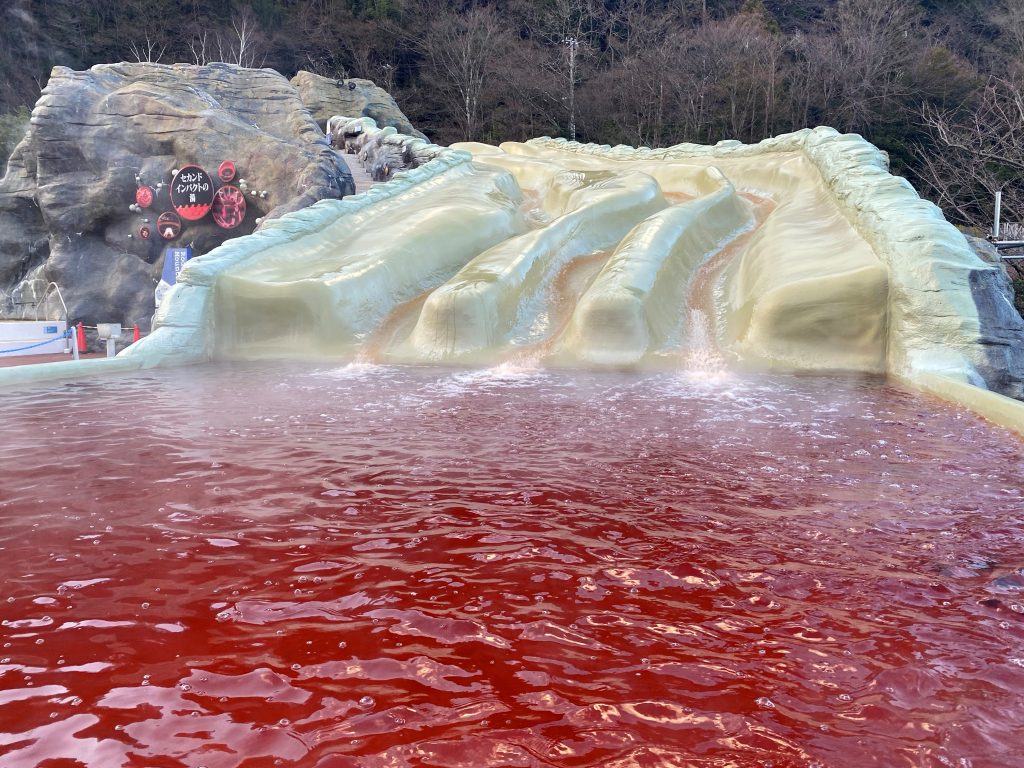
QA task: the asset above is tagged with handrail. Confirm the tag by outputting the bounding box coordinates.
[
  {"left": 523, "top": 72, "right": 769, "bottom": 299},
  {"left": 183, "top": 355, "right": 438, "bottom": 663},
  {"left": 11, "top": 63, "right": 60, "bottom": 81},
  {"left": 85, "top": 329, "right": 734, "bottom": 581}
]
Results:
[
  {"left": 20, "top": 280, "right": 69, "bottom": 322},
  {"left": 38, "top": 282, "right": 69, "bottom": 323},
  {"left": 993, "top": 240, "right": 1024, "bottom": 251}
]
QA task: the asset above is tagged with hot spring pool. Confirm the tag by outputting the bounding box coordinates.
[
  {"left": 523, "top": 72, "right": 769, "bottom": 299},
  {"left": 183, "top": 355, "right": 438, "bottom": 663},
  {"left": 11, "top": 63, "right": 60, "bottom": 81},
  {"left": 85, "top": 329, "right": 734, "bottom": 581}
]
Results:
[{"left": 1, "top": 363, "right": 1023, "bottom": 767}]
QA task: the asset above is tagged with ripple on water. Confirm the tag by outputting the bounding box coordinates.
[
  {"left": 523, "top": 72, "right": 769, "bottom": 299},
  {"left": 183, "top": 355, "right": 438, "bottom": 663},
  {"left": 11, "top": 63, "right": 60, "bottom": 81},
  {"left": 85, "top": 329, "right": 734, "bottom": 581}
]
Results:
[{"left": 0, "top": 362, "right": 1022, "bottom": 767}]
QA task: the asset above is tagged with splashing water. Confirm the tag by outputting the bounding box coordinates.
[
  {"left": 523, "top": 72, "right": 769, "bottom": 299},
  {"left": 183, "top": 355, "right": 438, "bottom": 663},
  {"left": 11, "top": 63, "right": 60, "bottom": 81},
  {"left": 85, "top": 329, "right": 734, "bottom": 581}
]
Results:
[{"left": 684, "top": 307, "right": 727, "bottom": 374}]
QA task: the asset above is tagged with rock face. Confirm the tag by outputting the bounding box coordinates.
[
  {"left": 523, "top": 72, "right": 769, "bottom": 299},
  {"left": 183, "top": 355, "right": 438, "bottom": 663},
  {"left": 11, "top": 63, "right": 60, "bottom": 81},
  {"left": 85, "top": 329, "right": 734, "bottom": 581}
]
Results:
[
  {"left": 0, "top": 62, "right": 354, "bottom": 338},
  {"left": 291, "top": 71, "right": 425, "bottom": 140},
  {"left": 328, "top": 116, "right": 444, "bottom": 182},
  {"left": 966, "top": 236, "right": 1024, "bottom": 399}
]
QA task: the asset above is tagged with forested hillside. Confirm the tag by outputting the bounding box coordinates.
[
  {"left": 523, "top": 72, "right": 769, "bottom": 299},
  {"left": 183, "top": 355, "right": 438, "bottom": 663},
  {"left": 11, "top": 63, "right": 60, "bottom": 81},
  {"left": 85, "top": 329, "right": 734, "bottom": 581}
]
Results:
[{"left": 2, "top": 0, "right": 1023, "bottom": 230}]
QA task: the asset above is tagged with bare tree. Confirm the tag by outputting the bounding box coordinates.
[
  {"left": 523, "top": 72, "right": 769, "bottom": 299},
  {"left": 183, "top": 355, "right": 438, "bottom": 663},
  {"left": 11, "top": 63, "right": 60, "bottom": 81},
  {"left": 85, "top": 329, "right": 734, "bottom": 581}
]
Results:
[
  {"left": 915, "top": 77, "right": 1024, "bottom": 228},
  {"left": 231, "top": 11, "right": 261, "bottom": 67},
  {"left": 213, "top": 7, "right": 266, "bottom": 68},
  {"left": 584, "top": 2, "right": 676, "bottom": 147},
  {"left": 489, "top": 36, "right": 564, "bottom": 142},
  {"left": 418, "top": 5, "right": 506, "bottom": 141},
  {"left": 188, "top": 29, "right": 211, "bottom": 65},
  {"left": 652, "top": 15, "right": 782, "bottom": 145},
  {"left": 128, "top": 34, "right": 166, "bottom": 64},
  {"left": 827, "top": 0, "right": 920, "bottom": 131},
  {"left": 605, "top": 0, "right": 673, "bottom": 64}
]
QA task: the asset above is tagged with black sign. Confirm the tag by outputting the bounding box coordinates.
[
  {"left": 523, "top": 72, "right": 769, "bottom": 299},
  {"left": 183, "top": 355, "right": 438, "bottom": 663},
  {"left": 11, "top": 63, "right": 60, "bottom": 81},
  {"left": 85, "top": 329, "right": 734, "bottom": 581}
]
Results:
[
  {"left": 218, "top": 160, "right": 236, "bottom": 183},
  {"left": 212, "top": 185, "right": 246, "bottom": 229},
  {"left": 170, "top": 165, "right": 215, "bottom": 221},
  {"left": 157, "top": 211, "right": 182, "bottom": 240}
]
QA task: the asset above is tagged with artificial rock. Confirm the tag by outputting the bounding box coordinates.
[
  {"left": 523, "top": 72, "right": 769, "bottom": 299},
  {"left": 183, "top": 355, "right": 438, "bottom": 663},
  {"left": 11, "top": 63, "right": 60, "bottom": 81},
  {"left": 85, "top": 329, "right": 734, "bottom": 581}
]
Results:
[
  {"left": 129, "top": 128, "right": 1024, "bottom": 413},
  {"left": 0, "top": 62, "right": 353, "bottom": 337},
  {"left": 291, "top": 71, "right": 426, "bottom": 140}
]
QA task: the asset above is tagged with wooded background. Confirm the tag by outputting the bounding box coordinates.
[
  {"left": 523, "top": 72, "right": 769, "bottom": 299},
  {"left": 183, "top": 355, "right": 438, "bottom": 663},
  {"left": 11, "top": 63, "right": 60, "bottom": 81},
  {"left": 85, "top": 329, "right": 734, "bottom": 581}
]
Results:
[{"left": 2, "top": 0, "right": 1024, "bottom": 234}]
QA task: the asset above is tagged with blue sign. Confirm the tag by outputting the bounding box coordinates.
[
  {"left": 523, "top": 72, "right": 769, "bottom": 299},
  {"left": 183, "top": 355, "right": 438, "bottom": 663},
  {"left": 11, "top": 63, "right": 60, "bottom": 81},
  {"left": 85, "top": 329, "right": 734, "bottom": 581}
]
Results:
[
  {"left": 44, "top": 325, "right": 58, "bottom": 334},
  {"left": 161, "top": 247, "right": 193, "bottom": 286}
]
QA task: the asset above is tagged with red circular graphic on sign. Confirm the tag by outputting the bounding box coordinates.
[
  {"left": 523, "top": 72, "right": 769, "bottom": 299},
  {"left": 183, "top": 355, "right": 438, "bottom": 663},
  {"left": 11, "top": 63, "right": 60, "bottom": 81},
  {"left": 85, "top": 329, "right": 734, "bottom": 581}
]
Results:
[
  {"left": 139, "top": 225, "right": 151, "bottom": 240},
  {"left": 218, "top": 160, "right": 236, "bottom": 183},
  {"left": 157, "top": 211, "right": 181, "bottom": 240},
  {"left": 212, "top": 185, "right": 247, "bottom": 229},
  {"left": 135, "top": 186, "right": 154, "bottom": 208},
  {"left": 170, "top": 165, "right": 215, "bottom": 221}
]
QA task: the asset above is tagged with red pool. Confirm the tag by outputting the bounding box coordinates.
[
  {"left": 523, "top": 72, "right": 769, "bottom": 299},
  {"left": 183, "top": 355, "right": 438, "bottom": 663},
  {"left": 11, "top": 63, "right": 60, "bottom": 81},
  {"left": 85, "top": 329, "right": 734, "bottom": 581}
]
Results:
[{"left": 1, "top": 363, "right": 1023, "bottom": 767}]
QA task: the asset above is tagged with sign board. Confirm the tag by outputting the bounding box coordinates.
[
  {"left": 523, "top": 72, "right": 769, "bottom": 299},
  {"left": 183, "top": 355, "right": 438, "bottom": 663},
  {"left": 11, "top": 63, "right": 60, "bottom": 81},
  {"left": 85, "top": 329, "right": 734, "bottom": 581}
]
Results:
[
  {"left": 155, "top": 247, "right": 193, "bottom": 309},
  {"left": 157, "top": 211, "right": 181, "bottom": 240},
  {"left": 0, "top": 320, "right": 68, "bottom": 356},
  {"left": 218, "top": 160, "right": 236, "bottom": 183},
  {"left": 212, "top": 185, "right": 246, "bottom": 229},
  {"left": 161, "top": 247, "right": 192, "bottom": 286},
  {"left": 136, "top": 186, "right": 154, "bottom": 208},
  {"left": 170, "top": 165, "right": 215, "bottom": 221}
]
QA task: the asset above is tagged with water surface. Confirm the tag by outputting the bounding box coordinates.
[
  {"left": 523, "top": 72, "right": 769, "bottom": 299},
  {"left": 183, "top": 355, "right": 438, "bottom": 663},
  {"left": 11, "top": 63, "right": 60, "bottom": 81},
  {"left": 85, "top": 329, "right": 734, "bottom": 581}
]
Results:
[{"left": 1, "top": 363, "right": 1023, "bottom": 767}]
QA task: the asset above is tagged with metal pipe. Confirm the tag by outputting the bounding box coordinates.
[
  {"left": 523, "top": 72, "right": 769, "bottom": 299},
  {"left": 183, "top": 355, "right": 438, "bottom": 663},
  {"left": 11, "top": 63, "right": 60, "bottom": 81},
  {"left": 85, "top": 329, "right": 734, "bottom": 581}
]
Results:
[
  {"left": 32, "top": 281, "right": 69, "bottom": 323},
  {"left": 994, "top": 189, "right": 1002, "bottom": 240}
]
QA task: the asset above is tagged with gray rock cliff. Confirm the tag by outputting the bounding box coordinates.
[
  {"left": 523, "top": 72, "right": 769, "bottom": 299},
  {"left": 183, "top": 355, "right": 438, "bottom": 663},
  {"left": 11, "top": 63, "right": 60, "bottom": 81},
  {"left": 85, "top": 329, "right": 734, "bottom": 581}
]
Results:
[
  {"left": 0, "top": 62, "right": 354, "bottom": 338},
  {"left": 966, "top": 235, "right": 1024, "bottom": 400},
  {"left": 291, "top": 71, "right": 426, "bottom": 141}
]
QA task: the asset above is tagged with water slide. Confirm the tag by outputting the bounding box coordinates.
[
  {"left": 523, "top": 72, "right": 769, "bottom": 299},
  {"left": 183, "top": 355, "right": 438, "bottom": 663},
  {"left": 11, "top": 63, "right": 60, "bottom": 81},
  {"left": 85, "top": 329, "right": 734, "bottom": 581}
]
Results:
[{"left": 9, "top": 124, "right": 1024, "bottom": 431}]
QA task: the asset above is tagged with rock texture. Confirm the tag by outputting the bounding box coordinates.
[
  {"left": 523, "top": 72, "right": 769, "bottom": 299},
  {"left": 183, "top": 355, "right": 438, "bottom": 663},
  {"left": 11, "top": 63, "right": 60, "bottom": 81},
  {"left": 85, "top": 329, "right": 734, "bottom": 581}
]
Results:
[
  {"left": 127, "top": 127, "right": 1024, "bottom": 425},
  {"left": 291, "top": 71, "right": 425, "bottom": 140},
  {"left": 966, "top": 236, "right": 1024, "bottom": 399},
  {"left": 0, "top": 62, "right": 353, "bottom": 341},
  {"left": 329, "top": 116, "right": 444, "bottom": 182}
]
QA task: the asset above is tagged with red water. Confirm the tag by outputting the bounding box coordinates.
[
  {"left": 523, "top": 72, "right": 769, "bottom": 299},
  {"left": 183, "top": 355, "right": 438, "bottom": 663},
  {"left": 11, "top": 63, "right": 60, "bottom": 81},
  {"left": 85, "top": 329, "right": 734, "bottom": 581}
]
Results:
[{"left": 2, "top": 363, "right": 1024, "bottom": 767}]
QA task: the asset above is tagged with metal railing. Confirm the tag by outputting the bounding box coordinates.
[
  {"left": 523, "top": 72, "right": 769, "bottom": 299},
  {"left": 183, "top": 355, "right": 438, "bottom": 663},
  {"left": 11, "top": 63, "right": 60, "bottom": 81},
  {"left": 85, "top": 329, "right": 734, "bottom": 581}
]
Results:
[
  {"left": 11, "top": 279, "right": 69, "bottom": 322},
  {"left": 37, "top": 282, "right": 69, "bottom": 322},
  {"left": 3, "top": 280, "right": 77, "bottom": 359}
]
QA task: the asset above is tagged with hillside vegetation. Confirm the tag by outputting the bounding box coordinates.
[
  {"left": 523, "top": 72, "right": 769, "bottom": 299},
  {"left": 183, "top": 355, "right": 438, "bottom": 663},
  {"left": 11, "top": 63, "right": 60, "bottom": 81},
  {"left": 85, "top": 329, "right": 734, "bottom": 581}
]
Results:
[{"left": 1, "top": 0, "right": 1023, "bottom": 231}]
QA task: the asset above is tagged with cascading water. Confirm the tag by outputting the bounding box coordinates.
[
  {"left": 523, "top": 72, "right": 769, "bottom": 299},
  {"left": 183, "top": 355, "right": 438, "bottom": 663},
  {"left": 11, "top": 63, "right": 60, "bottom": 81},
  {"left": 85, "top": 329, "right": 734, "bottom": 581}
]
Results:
[{"left": 683, "top": 308, "right": 724, "bottom": 373}]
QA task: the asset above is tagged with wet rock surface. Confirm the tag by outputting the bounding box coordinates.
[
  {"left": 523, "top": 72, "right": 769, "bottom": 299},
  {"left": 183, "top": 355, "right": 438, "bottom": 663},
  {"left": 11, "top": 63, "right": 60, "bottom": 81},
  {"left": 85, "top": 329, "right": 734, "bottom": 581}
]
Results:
[
  {"left": 0, "top": 62, "right": 353, "bottom": 336},
  {"left": 291, "top": 70, "right": 425, "bottom": 140},
  {"left": 966, "top": 236, "right": 1024, "bottom": 400}
]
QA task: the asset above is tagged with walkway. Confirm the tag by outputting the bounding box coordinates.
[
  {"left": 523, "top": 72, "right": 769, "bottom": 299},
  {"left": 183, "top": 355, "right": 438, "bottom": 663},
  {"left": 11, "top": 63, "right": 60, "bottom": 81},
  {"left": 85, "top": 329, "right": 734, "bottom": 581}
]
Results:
[
  {"left": 0, "top": 351, "right": 105, "bottom": 369},
  {"left": 340, "top": 152, "right": 376, "bottom": 195}
]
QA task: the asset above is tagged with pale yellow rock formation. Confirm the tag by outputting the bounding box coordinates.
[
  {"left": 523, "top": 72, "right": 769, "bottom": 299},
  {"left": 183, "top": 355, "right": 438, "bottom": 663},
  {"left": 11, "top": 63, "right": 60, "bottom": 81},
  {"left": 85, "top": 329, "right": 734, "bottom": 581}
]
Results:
[
  {"left": 8, "top": 122, "right": 1023, "bottom": 434},
  {"left": 405, "top": 170, "right": 668, "bottom": 363},
  {"left": 559, "top": 168, "right": 752, "bottom": 366},
  {"left": 124, "top": 126, "right": 997, "bottom": 381},
  {"left": 214, "top": 160, "right": 527, "bottom": 359}
]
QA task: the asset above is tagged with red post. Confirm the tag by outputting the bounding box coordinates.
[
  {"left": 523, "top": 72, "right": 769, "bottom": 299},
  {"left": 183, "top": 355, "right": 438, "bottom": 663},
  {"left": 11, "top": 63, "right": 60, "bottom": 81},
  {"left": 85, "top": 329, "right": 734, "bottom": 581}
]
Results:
[
  {"left": 132, "top": 324, "right": 141, "bottom": 343},
  {"left": 76, "top": 322, "right": 87, "bottom": 353}
]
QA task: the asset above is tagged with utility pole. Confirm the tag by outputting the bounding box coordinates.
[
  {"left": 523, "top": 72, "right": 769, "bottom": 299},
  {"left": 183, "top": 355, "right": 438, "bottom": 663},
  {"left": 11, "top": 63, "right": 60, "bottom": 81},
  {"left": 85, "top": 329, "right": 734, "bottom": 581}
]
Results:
[
  {"left": 994, "top": 188, "right": 1003, "bottom": 240},
  {"left": 565, "top": 36, "right": 578, "bottom": 142}
]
